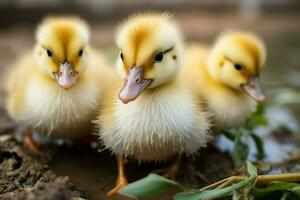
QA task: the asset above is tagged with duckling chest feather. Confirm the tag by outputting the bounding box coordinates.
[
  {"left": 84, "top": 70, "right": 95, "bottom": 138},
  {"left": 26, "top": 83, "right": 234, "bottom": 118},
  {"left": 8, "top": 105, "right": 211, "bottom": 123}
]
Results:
[
  {"left": 101, "top": 86, "right": 211, "bottom": 161},
  {"left": 23, "top": 77, "right": 100, "bottom": 138},
  {"left": 208, "top": 89, "right": 256, "bottom": 128}
]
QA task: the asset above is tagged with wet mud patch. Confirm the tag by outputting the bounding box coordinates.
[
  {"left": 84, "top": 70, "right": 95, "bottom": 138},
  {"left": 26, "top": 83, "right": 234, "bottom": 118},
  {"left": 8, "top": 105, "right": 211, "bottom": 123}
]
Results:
[{"left": 0, "top": 138, "right": 88, "bottom": 200}]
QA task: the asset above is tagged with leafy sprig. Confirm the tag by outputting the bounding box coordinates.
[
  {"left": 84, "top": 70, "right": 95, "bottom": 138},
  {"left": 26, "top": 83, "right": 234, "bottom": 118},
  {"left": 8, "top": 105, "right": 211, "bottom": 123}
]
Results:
[
  {"left": 222, "top": 104, "right": 267, "bottom": 168},
  {"left": 122, "top": 162, "right": 300, "bottom": 200}
]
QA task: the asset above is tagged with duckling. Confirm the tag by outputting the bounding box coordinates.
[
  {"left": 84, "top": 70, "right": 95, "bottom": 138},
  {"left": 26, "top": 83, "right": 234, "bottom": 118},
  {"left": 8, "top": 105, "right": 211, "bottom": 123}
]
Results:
[
  {"left": 185, "top": 31, "right": 266, "bottom": 129},
  {"left": 5, "top": 17, "right": 113, "bottom": 151},
  {"left": 96, "top": 13, "right": 211, "bottom": 196}
]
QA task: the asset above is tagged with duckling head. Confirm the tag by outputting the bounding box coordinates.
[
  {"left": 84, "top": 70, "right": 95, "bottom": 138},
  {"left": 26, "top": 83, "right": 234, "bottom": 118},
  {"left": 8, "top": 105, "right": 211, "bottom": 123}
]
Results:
[
  {"left": 207, "top": 31, "right": 267, "bottom": 102},
  {"left": 115, "top": 13, "right": 184, "bottom": 104},
  {"left": 35, "top": 17, "right": 90, "bottom": 90}
]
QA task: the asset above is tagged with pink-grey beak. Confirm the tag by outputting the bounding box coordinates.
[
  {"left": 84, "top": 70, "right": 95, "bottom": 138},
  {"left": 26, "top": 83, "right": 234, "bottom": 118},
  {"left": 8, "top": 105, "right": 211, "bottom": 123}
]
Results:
[
  {"left": 241, "top": 76, "right": 266, "bottom": 103},
  {"left": 54, "top": 61, "right": 77, "bottom": 90},
  {"left": 119, "top": 66, "right": 153, "bottom": 104}
]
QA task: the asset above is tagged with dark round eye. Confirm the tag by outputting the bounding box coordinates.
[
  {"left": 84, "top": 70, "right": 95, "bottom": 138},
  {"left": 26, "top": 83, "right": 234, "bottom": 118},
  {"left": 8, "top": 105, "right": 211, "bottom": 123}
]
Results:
[
  {"left": 120, "top": 52, "right": 124, "bottom": 60},
  {"left": 78, "top": 49, "right": 83, "bottom": 56},
  {"left": 234, "top": 63, "right": 243, "bottom": 71},
  {"left": 47, "top": 49, "right": 52, "bottom": 57},
  {"left": 154, "top": 51, "right": 164, "bottom": 63}
]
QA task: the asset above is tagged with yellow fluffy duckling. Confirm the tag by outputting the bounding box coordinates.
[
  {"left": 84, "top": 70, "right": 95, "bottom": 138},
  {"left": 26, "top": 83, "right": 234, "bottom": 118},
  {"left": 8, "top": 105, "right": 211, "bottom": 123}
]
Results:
[
  {"left": 5, "top": 17, "right": 114, "bottom": 151},
  {"left": 185, "top": 31, "right": 266, "bottom": 129},
  {"left": 96, "top": 13, "right": 211, "bottom": 196}
]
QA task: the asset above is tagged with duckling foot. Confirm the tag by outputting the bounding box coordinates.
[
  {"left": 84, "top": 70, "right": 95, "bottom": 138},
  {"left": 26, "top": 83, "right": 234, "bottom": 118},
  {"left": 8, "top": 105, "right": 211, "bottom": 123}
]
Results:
[
  {"left": 107, "top": 155, "right": 128, "bottom": 197},
  {"left": 23, "top": 128, "right": 39, "bottom": 154},
  {"left": 153, "top": 156, "right": 181, "bottom": 180},
  {"left": 107, "top": 177, "right": 128, "bottom": 197}
]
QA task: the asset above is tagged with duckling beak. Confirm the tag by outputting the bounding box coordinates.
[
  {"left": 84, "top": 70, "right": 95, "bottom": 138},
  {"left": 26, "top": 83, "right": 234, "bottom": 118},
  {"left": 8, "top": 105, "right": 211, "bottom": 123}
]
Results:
[
  {"left": 241, "top": 76, "right": 266, "bottom": 103},
  {"left": 119, "top": 66, "right": 153, "bottom": 104},
  {"left": 54, "top": 61, "right": 77, "bottom": 90}
]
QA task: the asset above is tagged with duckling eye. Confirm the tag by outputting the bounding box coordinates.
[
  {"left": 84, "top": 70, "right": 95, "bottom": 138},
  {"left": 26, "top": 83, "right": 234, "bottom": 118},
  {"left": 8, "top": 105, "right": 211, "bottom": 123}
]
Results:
[
  {"left": 234, "top": 63, "right": 243, "bottom": 71},
  {"left": 46, "top": 49, "right": 52, "bottom": 57},
  {"left": 78, "top": 49, "right": 83, "bottom": 57},
  {"left": 120, "top": 52, "right": 124, "bottom": 60},
  {"left": 154, "top": 51, "right": 164, "bottom": 63}
]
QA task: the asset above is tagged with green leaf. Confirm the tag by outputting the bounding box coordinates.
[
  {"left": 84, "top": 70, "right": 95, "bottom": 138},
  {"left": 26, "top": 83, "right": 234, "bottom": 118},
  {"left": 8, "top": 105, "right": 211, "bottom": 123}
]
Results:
[
  {"left": 244, "top": 104, "right": 268, "bottom": 129},
  {"left": 289, "top": 186, "right": 300, "bottom": 198},
  {"left": 221, "top": 130, "right": 236, "bottom": 141},
  {"left": 280, "top": 192, "right": 289, "bottom": 200},
  {"left": 252, "top": 181, "right": 300, "bottom": 198},
  {"left": 174, "top": 177, "right": 256, "bottom": 200},
  {"left": 236, "top": 161, "right": 257, "bottom": 200},
  {"left": 246, "top": 161, "right": 257, "bottom": 178},
  {"left": 121, "top": 173, "right": 187, "bottom": 198},
  {"left": 250, "top": 133, "right": 266, "bottom": 160},
  {"left": 255, "top": 104, "right": 266, "bottom": 116},
  {"left": 233, "top": 132, "right": 249, "bottom": 168},
  {"left": 232, "top": 190, "right": 241, "bottom": 200}
]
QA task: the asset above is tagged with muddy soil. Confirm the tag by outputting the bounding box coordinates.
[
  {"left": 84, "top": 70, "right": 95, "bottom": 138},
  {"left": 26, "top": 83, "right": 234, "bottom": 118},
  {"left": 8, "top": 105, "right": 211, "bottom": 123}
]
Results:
[{"left": 0, "top": 137, "right": 87, "bottom": 200}]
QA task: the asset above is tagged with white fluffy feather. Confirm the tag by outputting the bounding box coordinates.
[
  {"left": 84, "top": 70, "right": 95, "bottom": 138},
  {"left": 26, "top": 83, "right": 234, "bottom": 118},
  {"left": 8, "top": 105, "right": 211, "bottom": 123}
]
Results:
[
  {"left": 206, "top": 89, "right": 256, "bottom": 128},
  {"left": 99, "top": 83, "right": 211, "bottom": 161},
  {"left": 19, "top": 72, "right": 101, "bottom": 139}
]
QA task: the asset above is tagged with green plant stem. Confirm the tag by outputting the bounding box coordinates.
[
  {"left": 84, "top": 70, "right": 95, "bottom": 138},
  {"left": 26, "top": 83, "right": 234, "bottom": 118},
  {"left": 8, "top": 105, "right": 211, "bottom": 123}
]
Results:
[
  {"left": 221, "top": 130, "right": 236, "bottom": 141},
  {"left": 250, "top": 132, "right": 266, "bottom": 159},
  {"left": 202, "top": 173, "right": 300, "bottom": 191},
  {"left": 256, "top": 173, "right": 300, "bottom": 186},
  {"left": 216, "top": 178, "right": 234, "bottom": 189},
  {"left": 199, "top": 178, "right": 230, "bottom": 191}
]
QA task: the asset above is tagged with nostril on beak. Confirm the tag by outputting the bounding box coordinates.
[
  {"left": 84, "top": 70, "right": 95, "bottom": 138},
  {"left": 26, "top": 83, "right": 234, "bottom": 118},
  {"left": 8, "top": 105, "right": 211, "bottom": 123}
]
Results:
[{"left": 135, "top": 77, "right": 140, "bottom": 83}]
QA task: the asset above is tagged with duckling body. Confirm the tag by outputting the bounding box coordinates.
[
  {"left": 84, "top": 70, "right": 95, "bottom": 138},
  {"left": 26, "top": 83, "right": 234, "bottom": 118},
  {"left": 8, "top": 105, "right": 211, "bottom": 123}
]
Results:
[
  {"left": 96, "top": 13, "right": 211, "bottom": 195},
  {"left": 185, "top": 45, "right": 256, "bottom": 129},
  {"left": 185, "top": 31, "right": 266, "bottom": 129},
  {"left": 6, "top": 17, "right": 114, "bottom": 140},
  {"left": 7, "top": 50, "right": 109, "bottom": 139}
]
